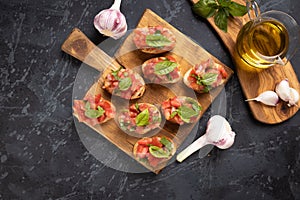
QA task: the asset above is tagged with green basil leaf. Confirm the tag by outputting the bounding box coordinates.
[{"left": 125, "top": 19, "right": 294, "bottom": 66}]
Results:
[
  {"left": 85, "top": 105, "right": 105, "bottom": 119},
  {"left": 97, "top": 106, "right": 105, "bottom": 116},
  {"left": 160, "top": 137, "right": 173, "bottom": 151},
  {"left": 118, "top": 77, "right": 132, "bottom": 91},
  {"left": 149, "top": 146, "right": 170, "bottom": 158},
  {"left": 201, "top": 73, "right": 218, "bottom": 85},
  {"left": 214, "top": 8, "right": 228, "bottom": 32},
  {"left": 146, "top": 32, "right": 171, "bottom": 48},
  {"left": 111, "top": 67, "right": 122, "bottom": 80},
  {"left": 170, "top": 111, "right": 178, "bottom": 118},
  {"left": 192, "top": 103, "right": 201, "bottom": 113},
  {"left": 85, "top": 101, "right": 91, "bottom": 110},
  {"left": 177, "top": 105, "right": 199, "bottom": 123},
  {"left": 135, "top": 108, "right": 149, "bottom": 126},
  {"left": 218, "top": 0, "right": 231, "bottom": 7},
  {"left": 185, "top": 97, "right": 202, "bottom": 113},
  {"left": 135, "top": 103, "right": 139, "bottom": 111},
  {"left": 228, "top": 2, "right": 248, "bottom": 16},
  {"left": 192, "top": 0, "right": 217, "bottom": 18},
  {"left": 154, "top": 61, "right": 178, "bottom": 75}
]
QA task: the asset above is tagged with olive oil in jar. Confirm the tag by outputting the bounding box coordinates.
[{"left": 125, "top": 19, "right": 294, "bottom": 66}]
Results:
[{"left": 236, "top": 19, "right": 289, "bottom": 68}]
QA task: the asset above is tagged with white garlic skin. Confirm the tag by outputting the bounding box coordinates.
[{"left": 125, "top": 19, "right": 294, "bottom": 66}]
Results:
[
  {"left": 206, "top": 115, "right": 236, "bottom": 149},
  {"left": 275, "top": 79, "right": 290, "bottom": 102},
  {"left": 245, "top": 90, "right": 279, "bottom": 106},
  {"left": 288, "top": 87, "right": 299, "bottom": 107},
  {"left": 94, "top": 0, "right": 127, "bottom": 40}
]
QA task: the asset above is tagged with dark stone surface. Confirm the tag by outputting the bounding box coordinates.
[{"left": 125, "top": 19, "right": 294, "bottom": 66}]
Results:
[{"left": 0, "top": 0, "right": 299, "bottom": 199}]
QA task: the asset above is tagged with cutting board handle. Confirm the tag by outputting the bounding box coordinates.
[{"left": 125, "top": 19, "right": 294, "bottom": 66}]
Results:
[{"left": 61, "top": 28, "right": 119, "bottom": 71}]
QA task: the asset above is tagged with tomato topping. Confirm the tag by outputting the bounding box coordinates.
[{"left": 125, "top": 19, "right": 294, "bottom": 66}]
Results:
[
  {"left": 186, "top": 59, "right": 227, "bottom": 93},
  {"left": 73, "top": 94, "right": 115, "bottom": 126},
  {"left": 138, "top": 138, "right": 153, "bottom": 145},
  {"left": 142, "top": 56, "right": 180, "bottom": 84},
  {"left": 103, "top": 68, "right": 144, "bottom": 99},
  {"left": 118, "top": 103, "right": 161, "bottom": 134},
  {"left": 151, "top": 137, "right": 163, "bottom": 148},
  {"left": 162, "top": 96, "right": 201, "bottom": 125},
  {"left": 135, "top": 136, "right": 173, "bottom": 168}
]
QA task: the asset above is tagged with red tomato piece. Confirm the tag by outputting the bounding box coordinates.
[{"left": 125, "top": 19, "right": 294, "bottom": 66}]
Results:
[{"left": 151, "top": 137, "right": 163, "bottom": 148}]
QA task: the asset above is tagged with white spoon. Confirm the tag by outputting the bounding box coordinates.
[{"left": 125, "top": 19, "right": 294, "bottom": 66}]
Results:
[{"left": 176, "top": 115, "right": 236, "bottom": 162}]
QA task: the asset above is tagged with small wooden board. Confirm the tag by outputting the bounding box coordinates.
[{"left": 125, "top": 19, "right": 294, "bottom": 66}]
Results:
[
  {"left": 191, "top": 0, "right": 299, "bottom": 124},
  {"left": 63, "top": 10, "right": 233, "bottom": 173}
]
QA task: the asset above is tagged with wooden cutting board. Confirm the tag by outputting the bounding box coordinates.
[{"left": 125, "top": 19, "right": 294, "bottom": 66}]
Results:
[
  {"left": 62, "top": 10, "right": 234, "bottom": 173},
  {"left": 191, "top": 0, "right": 299, "bottom": 124}
]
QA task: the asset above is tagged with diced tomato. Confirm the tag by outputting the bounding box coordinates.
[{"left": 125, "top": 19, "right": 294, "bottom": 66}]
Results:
[
  {"left": 94, "top": 94, "right": 101, "bottom": 104},
  {"left": 170, "top": 97, "right": 181, "bottom": 108},
  {"left": 138, "top": 103, "right": 149, "bottom": 111},
  {"left": 162, "top": 100, "right": 171, "bottom": 109},
  {"left": 137, "top": 145, "right": 148, "bottom": 158},
  {"left": 97, "top": 115, "right": 106, "bottom": 123},
  {"left": 138, "top": 138, "right": 152, "bottom": 145},
  {"left": 151, "top": 137, "right": 163, "bottom": 148},
  {"left": 219, "top": 67, "right": 228, "bottom": 78}
]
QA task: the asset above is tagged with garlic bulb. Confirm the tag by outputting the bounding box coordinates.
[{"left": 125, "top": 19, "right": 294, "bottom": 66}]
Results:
[
  {"left": 94, "top": 0, "right": 127, "bottom": 39},
  {"left": 245, "top": 91, "right": 279, "bottom": 106},
  {"left": 288, "top": 87, "right": 299, "bottom": 107},
  {"left": 176, "top": 115, "right": 235, "bottom": 163},
  {"left": 275, "top": 79, "right": 290, "bottom": 102}
]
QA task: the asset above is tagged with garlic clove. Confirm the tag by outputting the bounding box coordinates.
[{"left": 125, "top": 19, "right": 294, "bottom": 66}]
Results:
[
  {"left": 275, "top": 79, "right": 290, "bottom": 102},
  {"left": 287, "top": 87, "right": 299, "bottom": 107},
  {"left": 245, "top": 90, "right": 279, "bottom": 106},
  {"left": 94, "top": 0, "right": 127, "bottom": 40}
]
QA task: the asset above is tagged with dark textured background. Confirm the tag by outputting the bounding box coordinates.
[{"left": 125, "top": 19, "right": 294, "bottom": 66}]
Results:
[{"left": 0, "top": 0, "right": 299, "bottom": 199}]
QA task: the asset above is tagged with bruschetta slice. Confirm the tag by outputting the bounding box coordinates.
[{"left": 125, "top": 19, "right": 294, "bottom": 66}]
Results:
[
  {"left": 117, "top": 103, "right": 162, "bottom": 135},
  {"left": 102, "top": 67, "right": 145, "bottom": 99},
  {"left": 133, "top": 136, "right": 176, "bottom": 169},
  {"left": 142, "top": 56, "right": 181, "bottom": 84},
  {"left": 161, "top": 96, "right": 201, "bottom": 125},
  {"left": 183, "top": 59, "right": 228, "bottom": 93},
  {"left": 73, "top": 94, "right": 116, "bottom": 126},
  {"left": 133, "top": 26, "right": 176, "bottom": 54}
]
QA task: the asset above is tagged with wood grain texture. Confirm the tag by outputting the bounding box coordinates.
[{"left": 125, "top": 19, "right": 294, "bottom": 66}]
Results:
[
  {"left": 192, "top": 0, "right": 299, "bottom": 124},
  {"left": 62, "top": 10, "right": 234, "bottom": 173},
  {"left": 61, "top": 28, "right": 120, "bottom": 72}
]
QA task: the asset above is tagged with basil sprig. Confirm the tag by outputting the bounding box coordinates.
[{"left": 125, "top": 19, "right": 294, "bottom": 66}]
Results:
[
  {"left": 84, "top": 101, "right": 105, "bottom": 118},
  {"left": 149, "top": 146, "right": 170, "bottom": 158},
  {"left": 135, "top": 108, "right": 150, "bottom": 126},
  {"left": 160, "top": 137, "right": 173, "bottom": 151},
  {"left": 111, "top": 67, "right": 122, "bottom": 80},
  {"left": 175, "top": 105, "right": 199, "bottom": 123},
  {"left": 192, "top": 72, "right": 218, "bottom": 86},
  {"left": 149, "top": 137, "right": 173, "bottom": 158},
  {"left": 192, "top": 0, "right": 247, "bottom": 32},
  {"left": 170, "top": 98, "right": 201, "bottom": 123},
  {"left": 118, "top": 77, "right": 132, "bottom": 91},
  {"left": 146, "top": 30, "right": 171, "bottom": 48},
  {"left": 154, "top": 60, "right": 178, "bottom": 75}
]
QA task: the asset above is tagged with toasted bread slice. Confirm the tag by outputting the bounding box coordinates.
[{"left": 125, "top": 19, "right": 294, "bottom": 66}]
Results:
[
  {"left": 117, "top": 103, "right": 162, "bottom": 135},
  {"left": 141, "top": 56, "right": 181, "bottom": 84},
  {"left": 133, "top": 26, "right": 176, "bottom": 54},
  {"left": 102, "top": 68, "right": 146, "bottom": 100},
  {"left": 161, "top": 96, "right": 201, "bottom": 125},
  {"left": 133, "top": 136, "right": 176, "bottom": 170},
  {"left": 73, "top": 94, "right": 116, "bottom": 126},
  {"left": 183, "top": 59, "right": 228, "bottom": 93}
]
